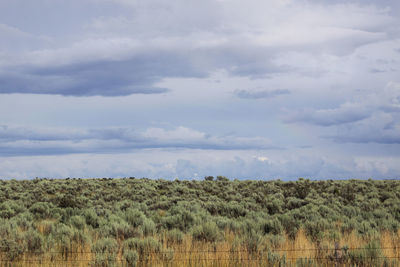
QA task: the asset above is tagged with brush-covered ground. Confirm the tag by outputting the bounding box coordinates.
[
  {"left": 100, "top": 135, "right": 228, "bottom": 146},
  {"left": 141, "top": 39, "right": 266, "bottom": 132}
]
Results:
[{"left": 1, "top": 177, "right": 400, "bottom": 266}]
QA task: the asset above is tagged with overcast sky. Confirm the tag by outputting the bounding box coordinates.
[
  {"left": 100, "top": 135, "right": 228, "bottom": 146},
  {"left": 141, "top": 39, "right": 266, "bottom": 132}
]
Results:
[{"left": 1, "top": 0, "right": 400, "bottom": 179}]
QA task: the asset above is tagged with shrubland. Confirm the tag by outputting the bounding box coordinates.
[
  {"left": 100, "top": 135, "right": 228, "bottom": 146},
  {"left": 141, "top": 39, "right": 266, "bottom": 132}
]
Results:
[{"left": 0, "top": 177, "right": 399, "bottom": 266}]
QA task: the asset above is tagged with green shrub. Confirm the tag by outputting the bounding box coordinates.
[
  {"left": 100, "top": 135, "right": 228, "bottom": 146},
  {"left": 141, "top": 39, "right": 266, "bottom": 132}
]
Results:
[
  {"left": 71, "top": 228, "right": 90, "bottom": 246},
  {"left": 124, "top": 208, "right": 145, "bottom": 227},
  {"left": 70, "top": 215, "right": 86, "bottom": 230},
  {"left": 381, "top": 218, "right": 399, "bottom": 233},
  {"left": 304, "top": 219, "right": 328, "bottom": 242},
  {"left": 279, "top": 214, "right": 299, "bottom": 239},
  {"left": 286, "top": 197, "right": 305, "bottom": 209},
  {"left": 1, "top": 178, "right": 400, "bottom": 266},
  {"left": 204, "top": 176, "right": 214, "bottom": 181},
  {"left": 296, "top": 258, "right": 316, "bottom": 267},
  {"left": 141, "top": 218, "right": 156, "bottom": 236},
  {"left": 163, "top": 210, "right": 197, "bottom": 231},
  {"left": 216, "top": 176, "right": 229, "bottom": 182},
  {"left": 97, "top": 224, "right": 114, "bottom": 239},
  {"left": 214, "top": 216, "right": 230, "bottom": 230},
  {"left": 0, "top": 238, "right": 25, "bottom": 261},
  {"left": 261, "top": 218, "right": 283, "bottom": 235},
  {"left": 0, "top": 201, "right": 25, "bottom": 219},
  {"left": 243, "top": 230, "right": 262, "bottom": 253},
  {"left": 50, "top": 223, "right": 75, "bottom": 254},
  {"left": 24, "top": 230, "right": 43, "bottom": 252},
  {"left": 29, "top": 202, "right": 52, "bottom": 219},
  {"left": 267, "top": 249, "right": 286, "bottom": 266},
  {"left": 83, "top": 209, "right": 99, "bottom": 228},
  {"left": 164, "top": 229, "right": 184, "bottom": 244},
  {"left": 347, "top": 240, "right": 383, "bottom": 266},
  {"left": 124, "top": 237, "right": 161, "bottom": 260},
  {"left": 37, "top": 220, "right": 54, "bottom": 235},
  {"left": 0, "top": 205, "right": 13, "bottom": 219},
  {"left": 267, "top": 234, "right": 285, "bottom": 249},
  {"left": 92, "top": 237, "right": 118, "bottom": 266},
  {"left": 357, "top": 221, "right": 373, "bottom": 235},
  {"left": 14, "top": 212, "right": 34, "bottom": 231},
  {"left": 266, "top": 198, "right": 284, "bottom": 215},
  {"left": 57, "top": 193, "right": 82, "bottom": 209},
  {"left": 192, "top": 221, "right": 220, "bottom": 242},
  {"left": 341, "top": 218, "right": 358, "bottom": 234},
  {"left": 92, "top": 238, "right": 118, "bottom": 253},
  {"left": 123, "top": 250, "right": 138, "bottom": 266},
  {"left": 111, "top": 220, "right": 129, "bottom": 238}
]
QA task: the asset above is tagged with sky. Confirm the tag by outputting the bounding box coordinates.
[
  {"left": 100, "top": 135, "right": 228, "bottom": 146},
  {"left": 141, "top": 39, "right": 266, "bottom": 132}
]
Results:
[{"left": 1, "top": 0, "right": 400, "bottom": 180}]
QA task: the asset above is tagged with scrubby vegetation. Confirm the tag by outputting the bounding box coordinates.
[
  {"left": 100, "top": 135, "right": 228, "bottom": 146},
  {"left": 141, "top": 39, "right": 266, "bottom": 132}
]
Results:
[{"left": 0, "top": 177, "right": 400, "bottom": 266}]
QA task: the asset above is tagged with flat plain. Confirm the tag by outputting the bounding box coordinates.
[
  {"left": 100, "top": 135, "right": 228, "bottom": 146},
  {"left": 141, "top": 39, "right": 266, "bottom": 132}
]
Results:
[{"left": 1, "top": 178, "right": 399, "bottom": 266}]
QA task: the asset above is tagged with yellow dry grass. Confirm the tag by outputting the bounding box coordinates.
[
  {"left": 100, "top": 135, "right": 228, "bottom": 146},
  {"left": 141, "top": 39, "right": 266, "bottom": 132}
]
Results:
[{"left": 2, "top": 229, "right": 400, "bottom": 267}]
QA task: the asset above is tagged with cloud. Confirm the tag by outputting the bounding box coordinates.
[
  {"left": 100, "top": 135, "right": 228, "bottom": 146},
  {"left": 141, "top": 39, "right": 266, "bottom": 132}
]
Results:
[
  {"left": 285, "top": 81, "right": 400, "bottom": 127},
  {"left": 0, "top": 125, "right": 279, "bottom": 156},
  {"left": 280, "top": 80, "right": 400, "bottom": 145},
  {"left": 0, "top": 0, "right": 395, "bottom": 96},
  {"left": 0, "top": 0, "right": 400, "bottom": 180},
  {"left": 2, "top": 150, "right": 400, "bottom": 180},
  {"left": 0, "top": 23, "right": 50, "bottom": 53},
  {"left": 285, "top": 102, "right": 372, "bottom": 126},
  {"left": 0, "top": 37, "right": 206, "bottom": 96},
  {"left": 234, "top": 88, "right": 290, "bottom": 99},
  {"left": 325, "top": 112, "right": 400, "bottom": 144},
  {"left": 376, "top": 82, "right": 400, "bottom": 112},
  {"left": 288, "top": 82, "right": 399, "bottom": 143}
]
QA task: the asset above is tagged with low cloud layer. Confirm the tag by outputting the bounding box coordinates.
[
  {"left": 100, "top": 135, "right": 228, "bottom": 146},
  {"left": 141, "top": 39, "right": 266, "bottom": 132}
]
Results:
[
  {"left": 235, "top": 89, "right": 290, "bottom": 99},
  {"left": 1, "top": 150, "right": 399, "bottom": 180},
  {"left": 285, "top": 103, "right": 371, "bottom": 126},
  {"left": 0, "top": 125, "right": 278, "bottom": 156}
]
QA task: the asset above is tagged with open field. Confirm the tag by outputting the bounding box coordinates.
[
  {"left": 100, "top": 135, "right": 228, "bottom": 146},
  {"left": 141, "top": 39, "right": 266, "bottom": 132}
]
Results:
[{"left": 1, "top": 178, "right": 400, "bottom": 266}]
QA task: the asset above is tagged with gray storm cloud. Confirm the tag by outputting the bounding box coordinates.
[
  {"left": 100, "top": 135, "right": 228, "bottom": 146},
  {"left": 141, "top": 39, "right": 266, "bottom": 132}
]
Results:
[{"left": 0, "top": 0, "right": 396, "bottom": 96}]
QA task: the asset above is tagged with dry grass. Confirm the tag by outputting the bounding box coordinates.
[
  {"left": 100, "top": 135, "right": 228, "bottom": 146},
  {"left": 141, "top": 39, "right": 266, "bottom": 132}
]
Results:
[{"left": 2, "top": 229, "right": 400, "bottom": 266}]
